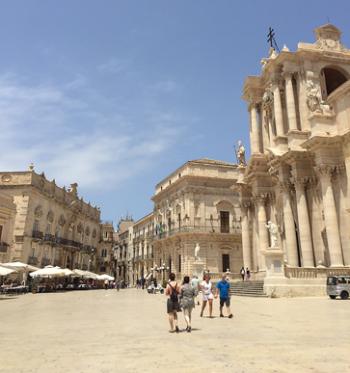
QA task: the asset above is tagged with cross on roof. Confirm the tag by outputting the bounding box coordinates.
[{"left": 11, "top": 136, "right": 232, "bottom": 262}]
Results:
[{"left": 267, "top": 26, "right": 280, "bottom": 52}]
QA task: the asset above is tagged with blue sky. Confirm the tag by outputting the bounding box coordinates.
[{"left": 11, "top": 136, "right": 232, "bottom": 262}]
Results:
[{"left": 0, "top": 1, "right": 349, "bottom": 224}]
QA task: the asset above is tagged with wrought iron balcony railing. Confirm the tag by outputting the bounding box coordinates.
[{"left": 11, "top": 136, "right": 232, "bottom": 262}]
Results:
[{"left": 153, "top": 225, "right": 241, "bottom": 239}]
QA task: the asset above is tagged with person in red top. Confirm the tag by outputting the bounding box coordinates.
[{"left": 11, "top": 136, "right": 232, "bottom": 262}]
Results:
[{"left": 165, "top": 273, "right": 181, "bottom": 333}]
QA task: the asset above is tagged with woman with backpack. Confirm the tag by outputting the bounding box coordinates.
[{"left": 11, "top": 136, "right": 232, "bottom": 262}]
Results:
[
  {"left": 180, "top": 275, "right": 197, "bottom": 332},
  {"left": 165, "top": 272, "right": 181, "bottom": 333}
]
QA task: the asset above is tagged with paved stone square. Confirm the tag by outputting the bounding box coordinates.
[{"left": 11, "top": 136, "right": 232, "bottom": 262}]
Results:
[{"left": 0, "top": 289, "right": 349, "bottom": 373}]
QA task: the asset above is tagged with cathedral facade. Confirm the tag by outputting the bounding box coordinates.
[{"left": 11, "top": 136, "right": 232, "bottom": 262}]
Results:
[{"left": 240, "top": 24, "right": 350, "bottom": 295}]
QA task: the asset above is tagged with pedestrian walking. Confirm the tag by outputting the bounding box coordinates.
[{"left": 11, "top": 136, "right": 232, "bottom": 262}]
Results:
[
  {"left": 240, "top": 267, "right": 245, "bottom": 281},
  {"left": 191, "top": 275, "right": 200, "bottom": 305},
  {"left": 165, "top": 272, "right": 181, "bottom": 333},
  {"left": 104, "top": 279, "right": 109, "bottom": 290},
  {"left": 180, "top": 276, "right": 197, "bottom": 332},
  {"left": 215, "top": 274, "right": 233, "bottom": 318},
  {"left": 245, "top": 267, "right": 251, "bottom": 281},
  {"left": 200, "top": 273, "right": 214, "bottom": 318}
]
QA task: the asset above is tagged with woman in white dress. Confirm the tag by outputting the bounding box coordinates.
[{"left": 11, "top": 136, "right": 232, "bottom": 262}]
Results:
[{"left": 200, "top": 273, "right": 214, "bottom": 318}]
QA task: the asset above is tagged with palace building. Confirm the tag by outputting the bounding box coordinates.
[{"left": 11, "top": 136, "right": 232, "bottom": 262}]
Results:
[
  {"left": 0, "top": 165, "right": 101, "bottom": 271},
  {"left": 240, "top": 24, "right": 350, "bottom": 295},
  {"left": 151, "top": 159, "right": 242, "bottom": 282}
]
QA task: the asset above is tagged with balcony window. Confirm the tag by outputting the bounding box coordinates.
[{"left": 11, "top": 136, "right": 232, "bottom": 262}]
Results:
[{"left": 220, "top": 211, "right": 230, "bottom": 233}]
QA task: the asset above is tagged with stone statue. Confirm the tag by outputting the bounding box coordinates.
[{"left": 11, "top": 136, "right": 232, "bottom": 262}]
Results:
[
  {"left": 266, "top": 220, "right": 278, "bottom": 248},
  {"left": 236, "top": 140, "right": 246, "bottom": 166},
  {"left": 194, "top": 243, "right": 201, "bottom": 261},
  {"left": 306, "top": 80, "right": 321, "bottom": 112},
  {"left": 306, "top": 80, "right": 333, "bottom": 115}
]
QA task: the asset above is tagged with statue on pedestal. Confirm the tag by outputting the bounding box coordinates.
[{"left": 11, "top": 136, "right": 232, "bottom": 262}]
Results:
[
  {"left": 235, "top": 140, "right": 246, "bottom": 166},
  {"left": 266, "top": 220, "right": 278, "bottom": 248}
]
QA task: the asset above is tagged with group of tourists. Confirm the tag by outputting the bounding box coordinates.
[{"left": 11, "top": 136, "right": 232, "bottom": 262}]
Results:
[
  {"left": 240, "top": 267, "right": 251, "bottom": 281},
  {"left": 165, "top": 272, "right": 233, "bottom": 333}
]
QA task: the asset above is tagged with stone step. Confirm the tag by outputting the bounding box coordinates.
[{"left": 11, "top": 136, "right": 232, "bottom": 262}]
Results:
[
  {"left": 229, "top": 280, "right": 267, "bottom": 297},
  {"left": 232, "top": 293, "right": 268, "bottom": 298}
]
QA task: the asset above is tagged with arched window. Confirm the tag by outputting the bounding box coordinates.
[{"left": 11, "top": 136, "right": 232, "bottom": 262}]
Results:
[{"left": 321, "top": 67, "right": 348, "bottom": 99}]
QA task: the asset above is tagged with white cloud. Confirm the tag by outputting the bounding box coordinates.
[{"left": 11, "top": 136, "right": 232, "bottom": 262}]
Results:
[
  {"left": 0, "top": 74, "right": 185, "bottom": 191},
  {"left": 97, "top": 58, "right": 129, "bottom": 74}
]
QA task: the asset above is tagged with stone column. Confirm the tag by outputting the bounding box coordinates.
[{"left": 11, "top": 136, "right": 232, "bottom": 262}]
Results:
[
  {"left": 251, "top": 206, "right": 259, "bottom": 271},
  {"left": 281, "top": 182, "right": 299, "bottom": 266},
  {"left": 294, "top": 178, "right": 314, "bottom": 267},
  {"left": 317, "top": 165, "right": 344, "bottom": 267},
  {"left": 261, "top": 109, "right": 270, "bottom": 151},
  {"left": 272, "top": 80, "right": 285, "bottom": 137},
  {"left": 249, "top": 102, "right": 260, "bottom": 154},
  {"left": 241, "top": 202, "right": 251, "bottom": 269},
  {"left": 255, "top": 194, "right": 269, "bottom": 270},
  {"left": 284, "top": 72, "right": 298, "bottom": 131}
]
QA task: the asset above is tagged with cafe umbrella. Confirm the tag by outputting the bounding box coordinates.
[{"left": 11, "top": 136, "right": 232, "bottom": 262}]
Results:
[{"left": 1, "top": 261, "right": 39, "bottom": 286}]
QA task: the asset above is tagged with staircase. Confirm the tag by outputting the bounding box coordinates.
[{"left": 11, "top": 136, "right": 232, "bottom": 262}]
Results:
[{"left": 230, "top": 280, "right": 267, "bottom": 297}]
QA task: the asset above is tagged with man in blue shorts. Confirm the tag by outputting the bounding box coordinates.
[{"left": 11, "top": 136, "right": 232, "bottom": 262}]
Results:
[{"left": 215, "top": 274, "right": 233, "bottom": 318}]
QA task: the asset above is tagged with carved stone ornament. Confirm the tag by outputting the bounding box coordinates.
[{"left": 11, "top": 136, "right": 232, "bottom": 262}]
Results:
[
  {"left": 315, "top": 24, "right": 344, "bottom": 52},
  {"left": 1, "top": 174, "right": 12, "bottom": 182},
  {"left": 34, "top": 205, "right": 43, "bottom": 218},
  {"left": 85, "top": 226, "right": 90, "bottom": 236},
  {"left": 92, "top": 229, "right": 97, "bottom": 238}
]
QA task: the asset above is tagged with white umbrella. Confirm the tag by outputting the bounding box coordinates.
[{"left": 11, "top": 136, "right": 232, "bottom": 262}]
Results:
[
  {"left": 62, "top": 268, "right": 74, "bottom": 276},
  {"left": 84, "top": 271, "right": 100, "bottom": 280},
  {"left": 1, "top": 261, "right": 38, "bottom": 272},
  {"left": 29, "top": 266, "right": 66, "bottom": 278},
  {"left": 97, "top": 274, "right": 115, "bottom": 281},
  {"left": 1, "top": 261, "right": 38, "bottom": 286},
  {"left": 0, "top": 265, "right": 16, "bottom": 276},
  {"left": 73, "top": 269, "right": 99, "bottom": 280}
]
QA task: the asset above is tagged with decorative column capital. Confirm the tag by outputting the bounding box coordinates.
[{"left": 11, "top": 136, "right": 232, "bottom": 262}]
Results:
[
  {"left": 292, "top": 176, "right": 309, "bottom": 189},
  {"left": 248, "top": 100, "right": 261, "bottom": 112},
  {"left": 315, "top": 164, "right": 336, "bottom": 179},
  {"left": 279, "top": 181, "right": 293, "bottom": 193},
  {"left": 282, "top": 70, "right": 294, "bottom": 81},
  {"left": 315, "top": 164, "right": 345, "bottom": 181}
]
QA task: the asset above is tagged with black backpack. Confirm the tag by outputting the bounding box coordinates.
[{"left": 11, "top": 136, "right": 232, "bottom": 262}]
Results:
[{"left": 169, "top": 283, "right": 178, "bottom": 302}]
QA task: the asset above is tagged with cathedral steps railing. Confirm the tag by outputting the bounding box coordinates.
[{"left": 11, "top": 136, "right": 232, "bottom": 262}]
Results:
[{"left": 284, "top": 266, "right": 350, "bottom": 279}]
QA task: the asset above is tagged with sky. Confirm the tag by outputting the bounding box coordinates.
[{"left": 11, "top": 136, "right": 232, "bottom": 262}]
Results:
[{"left": 0, "top": 0, "right": 349, "bottom": 224}]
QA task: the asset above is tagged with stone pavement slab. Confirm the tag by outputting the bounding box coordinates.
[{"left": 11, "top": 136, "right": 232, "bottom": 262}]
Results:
[{"left": 0, "top": 289, "right": 349, "bottom": 373}]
